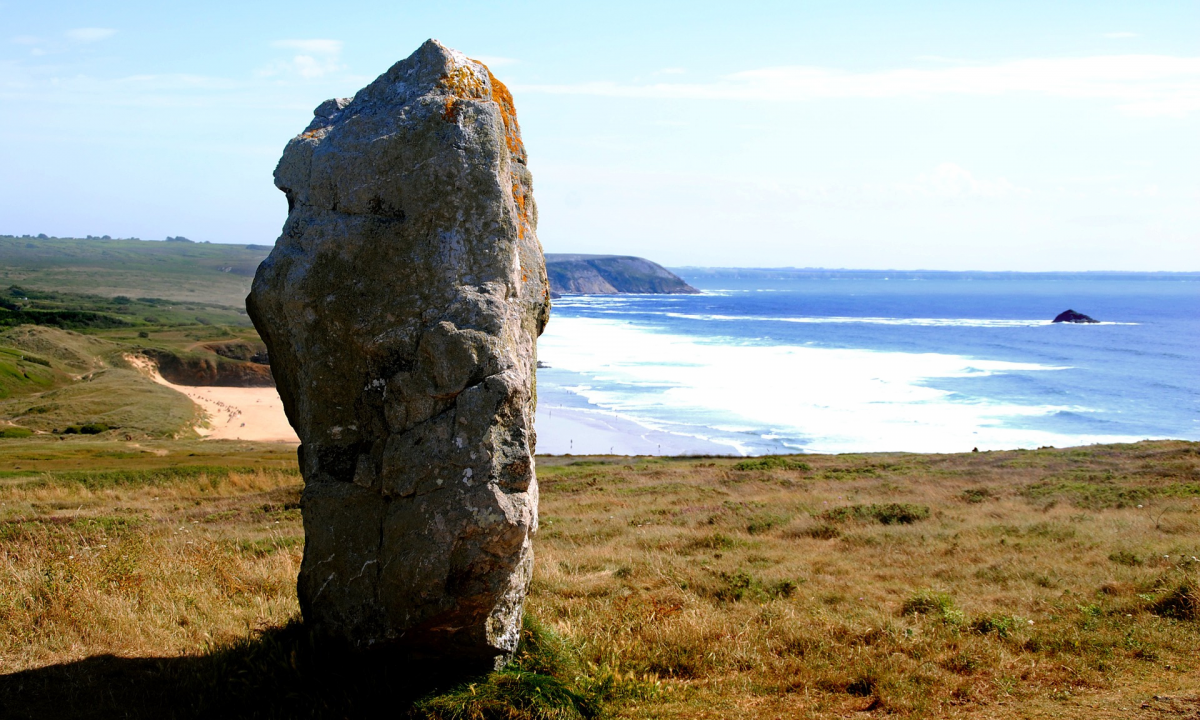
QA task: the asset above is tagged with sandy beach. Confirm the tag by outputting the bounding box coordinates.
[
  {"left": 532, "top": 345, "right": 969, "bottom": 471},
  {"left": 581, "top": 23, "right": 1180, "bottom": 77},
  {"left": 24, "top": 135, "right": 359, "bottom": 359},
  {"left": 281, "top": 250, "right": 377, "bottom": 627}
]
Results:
[
  {"left": 129, "top": 354, "right": 738, "bottom": 453},
  {"left": 129, "top": 355, "right": 299, "bottom": 443}
]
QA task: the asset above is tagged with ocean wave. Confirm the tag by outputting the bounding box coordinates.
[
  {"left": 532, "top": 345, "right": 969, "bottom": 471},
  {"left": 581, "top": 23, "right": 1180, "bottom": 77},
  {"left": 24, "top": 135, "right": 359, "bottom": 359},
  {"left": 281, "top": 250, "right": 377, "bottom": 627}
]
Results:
[
  {"left": 659, "top": 313, "right": 1137, "bottom": 328},
  {"left": 536, "top": 316, "right": 1147, "bottom": 454}
]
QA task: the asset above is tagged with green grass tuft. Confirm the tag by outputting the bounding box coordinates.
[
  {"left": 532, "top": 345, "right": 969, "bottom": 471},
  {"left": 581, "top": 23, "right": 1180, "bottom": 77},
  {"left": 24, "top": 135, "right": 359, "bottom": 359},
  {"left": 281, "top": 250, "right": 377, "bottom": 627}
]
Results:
[{"left": 412, "top": 615, "right": 605, "bottom": 720}]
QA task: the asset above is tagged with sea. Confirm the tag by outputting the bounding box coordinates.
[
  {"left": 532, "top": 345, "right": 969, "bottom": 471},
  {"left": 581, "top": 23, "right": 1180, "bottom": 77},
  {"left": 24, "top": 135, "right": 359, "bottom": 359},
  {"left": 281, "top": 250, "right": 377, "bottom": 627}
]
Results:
[{"left": 533, "top": 270, "right": 1200, "bottom": 456}]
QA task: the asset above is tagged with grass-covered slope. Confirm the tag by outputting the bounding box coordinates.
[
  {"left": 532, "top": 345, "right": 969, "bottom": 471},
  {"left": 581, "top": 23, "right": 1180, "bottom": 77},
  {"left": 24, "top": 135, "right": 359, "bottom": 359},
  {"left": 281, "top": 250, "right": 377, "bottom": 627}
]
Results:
[
  {"left": 0, "top": 440, "right": 1196, "bottom": 718},
  {"left": 0, "top": 326, "right": 203, "bottom": 437},
  {"left": 0, "top": 286, "right": 274, "bottom": 436},
  {"left": 0, "top": 235, "right": 270, "bottom": 306}
]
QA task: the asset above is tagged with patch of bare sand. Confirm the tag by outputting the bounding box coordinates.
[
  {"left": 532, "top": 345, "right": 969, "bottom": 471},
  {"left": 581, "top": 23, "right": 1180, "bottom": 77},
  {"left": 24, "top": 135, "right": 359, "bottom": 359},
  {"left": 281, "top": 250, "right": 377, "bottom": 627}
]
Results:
[{"left": 127, "top": 355, "right": 298, "bottom": 443}]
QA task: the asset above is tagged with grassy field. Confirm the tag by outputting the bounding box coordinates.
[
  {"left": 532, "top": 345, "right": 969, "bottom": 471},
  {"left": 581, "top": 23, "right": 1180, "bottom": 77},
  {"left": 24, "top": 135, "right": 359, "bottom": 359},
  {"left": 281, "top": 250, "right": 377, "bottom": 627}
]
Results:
[
  {"left": 0, "top": 235, "right": 268, "bottom": 306},
  {"left": 0, "top": 438, "right": 1197, "bottom": 718}
]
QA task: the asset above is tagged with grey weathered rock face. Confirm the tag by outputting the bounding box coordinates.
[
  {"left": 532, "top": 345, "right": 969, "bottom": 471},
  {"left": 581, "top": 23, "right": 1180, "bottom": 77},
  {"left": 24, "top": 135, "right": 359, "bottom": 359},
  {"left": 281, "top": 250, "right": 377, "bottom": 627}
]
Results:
[{"left": 246, "top": 39, "right": 550, "bottom": 667}]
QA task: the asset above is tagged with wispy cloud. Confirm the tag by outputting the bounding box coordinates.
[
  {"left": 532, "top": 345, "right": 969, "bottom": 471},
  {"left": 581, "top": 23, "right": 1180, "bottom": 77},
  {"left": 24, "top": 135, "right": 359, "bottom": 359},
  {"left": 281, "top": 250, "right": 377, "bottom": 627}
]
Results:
[
  {"left": 65, "top": 28, "right": 116, "bottom": 42},
  {"left": 261, "top": 38, "right": 346, "bottom": 80},
  {"left": 11, "top": 35, "right": 40, "bottom": 45},
  {"left": 516, "top": 55, "right": 1200, "bottom": 117},
  {"left": 899, "top": 163, "right": 1027, "bottom": 199},
  {"left": 271, "top": 39, "right": 342, "bottom": 55},
  {"left": 472, "top": 55, "right": 519, "bottom": 68},
  {"left": 1103, "top": 32, "right": 1140, "bottom": 39}
]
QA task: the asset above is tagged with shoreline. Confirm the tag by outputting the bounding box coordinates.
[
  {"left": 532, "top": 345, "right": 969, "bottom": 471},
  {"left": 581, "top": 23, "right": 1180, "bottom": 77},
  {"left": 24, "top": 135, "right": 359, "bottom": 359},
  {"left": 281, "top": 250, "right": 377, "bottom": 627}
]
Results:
[
  {"left": 534, "top": 403, "right": 741, "bottom": 456},
  {"left": 129, "top": 353, "right": 737, "bottom": 454}
]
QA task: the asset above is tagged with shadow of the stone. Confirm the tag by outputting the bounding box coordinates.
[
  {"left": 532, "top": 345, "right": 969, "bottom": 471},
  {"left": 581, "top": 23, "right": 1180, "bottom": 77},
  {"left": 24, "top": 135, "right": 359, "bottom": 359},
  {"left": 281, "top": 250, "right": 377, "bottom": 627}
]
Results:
[{"left": 0, "top": 621, "right": 478, "bottom": 719}]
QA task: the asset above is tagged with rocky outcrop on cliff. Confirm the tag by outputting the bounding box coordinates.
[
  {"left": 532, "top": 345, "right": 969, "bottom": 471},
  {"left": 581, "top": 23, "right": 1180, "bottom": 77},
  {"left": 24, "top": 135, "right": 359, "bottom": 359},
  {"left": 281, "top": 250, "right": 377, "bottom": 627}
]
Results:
[
  {"left": 246, "top": 40, "right": 549, "bottom": 668},
  {"left": 545, "top": 254, "right": 698, "bottom": 295}
]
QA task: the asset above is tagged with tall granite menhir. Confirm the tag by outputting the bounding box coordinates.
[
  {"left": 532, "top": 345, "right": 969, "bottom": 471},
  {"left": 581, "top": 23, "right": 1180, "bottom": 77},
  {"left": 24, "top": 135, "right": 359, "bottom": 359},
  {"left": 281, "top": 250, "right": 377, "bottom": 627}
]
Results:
[{"left": 247, "top": 40, "right": 550, "bottom": 667}]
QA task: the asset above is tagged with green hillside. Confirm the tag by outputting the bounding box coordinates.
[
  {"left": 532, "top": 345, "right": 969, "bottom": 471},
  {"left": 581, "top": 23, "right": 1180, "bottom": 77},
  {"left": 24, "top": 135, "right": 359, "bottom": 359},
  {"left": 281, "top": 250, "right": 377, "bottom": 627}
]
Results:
[
  {"left": 0, "top": 235, "right": 271, "bottom": 306},
  {"left": 0, "top": 326, "right": 201, "bottom": 437},
  {"left": 0, "top": 236, "right": 275, "bottom": 438}
]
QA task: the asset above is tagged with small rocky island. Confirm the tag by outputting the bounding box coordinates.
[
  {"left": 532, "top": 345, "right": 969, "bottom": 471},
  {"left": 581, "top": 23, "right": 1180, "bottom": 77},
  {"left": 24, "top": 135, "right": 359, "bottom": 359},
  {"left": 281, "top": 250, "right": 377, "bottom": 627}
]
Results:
[
  {"left": 1053, "top": 309, "right": 1099, "bottom": 324},
  {"left": 545, "top": 254, "right": 697, "bottom": 296}
]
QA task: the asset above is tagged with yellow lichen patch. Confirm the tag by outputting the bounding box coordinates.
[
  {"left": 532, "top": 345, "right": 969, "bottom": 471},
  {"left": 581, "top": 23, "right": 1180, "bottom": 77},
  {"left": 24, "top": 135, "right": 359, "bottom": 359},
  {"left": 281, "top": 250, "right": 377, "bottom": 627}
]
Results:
[
  {"left": 511, "top": 181, "right": 530, "bottom": 239},
  {"left": 466, "top": 58, "right": 534, "bottom": 241},
  {"left": 482, "top": 66, "right": 526, "bottom": 162},
  {"left": 438, "top": 65, "right": 486, "bottom": 102}
]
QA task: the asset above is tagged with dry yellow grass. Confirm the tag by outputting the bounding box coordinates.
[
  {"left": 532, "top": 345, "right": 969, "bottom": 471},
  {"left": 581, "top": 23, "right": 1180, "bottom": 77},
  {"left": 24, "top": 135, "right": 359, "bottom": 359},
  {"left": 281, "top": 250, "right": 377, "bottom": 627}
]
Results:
[
  {"left": 0, "top": 468, "right": 302, "bottom": 674},
  {"left": 529, "top": 444, "right": 1200, "bottom": 718},
  {"left": 1, "top": 439, "right": 1198, "bottom": 718}
]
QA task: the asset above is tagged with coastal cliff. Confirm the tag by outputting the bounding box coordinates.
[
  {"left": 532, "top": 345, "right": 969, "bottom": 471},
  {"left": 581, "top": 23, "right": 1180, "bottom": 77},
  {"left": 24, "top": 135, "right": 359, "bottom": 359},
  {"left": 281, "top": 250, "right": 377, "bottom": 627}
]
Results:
[{"left": 545, "top": 254, "right": 698, "bottom": 295}]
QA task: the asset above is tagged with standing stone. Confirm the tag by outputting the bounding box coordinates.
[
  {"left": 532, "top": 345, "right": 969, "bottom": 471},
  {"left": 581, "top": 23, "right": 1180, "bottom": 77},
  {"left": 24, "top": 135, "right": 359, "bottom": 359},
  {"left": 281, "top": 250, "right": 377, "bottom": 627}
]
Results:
[{"left": 246, "top": 39, "right": 550, "bottom": 668}]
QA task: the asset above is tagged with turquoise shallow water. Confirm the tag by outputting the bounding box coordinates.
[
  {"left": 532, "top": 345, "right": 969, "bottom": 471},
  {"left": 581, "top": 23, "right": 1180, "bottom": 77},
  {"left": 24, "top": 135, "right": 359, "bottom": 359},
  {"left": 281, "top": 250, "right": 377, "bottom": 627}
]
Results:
[{"left": 534, "top": 271, "right": 1200, "bottom": 455}]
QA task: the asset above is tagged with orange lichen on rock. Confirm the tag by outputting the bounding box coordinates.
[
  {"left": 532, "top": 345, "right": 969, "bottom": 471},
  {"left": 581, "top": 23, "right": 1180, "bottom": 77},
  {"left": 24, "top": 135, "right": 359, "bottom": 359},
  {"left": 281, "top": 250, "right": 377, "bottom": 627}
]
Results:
[
  {"left": 438, "top": 64, "right": 486, "bottom": 101},
  {"left": 441, "top": 58, "right": 533, "bottom": 241},
  {"left": 482, "top": 67, "right": 526, "bottom": 163}
]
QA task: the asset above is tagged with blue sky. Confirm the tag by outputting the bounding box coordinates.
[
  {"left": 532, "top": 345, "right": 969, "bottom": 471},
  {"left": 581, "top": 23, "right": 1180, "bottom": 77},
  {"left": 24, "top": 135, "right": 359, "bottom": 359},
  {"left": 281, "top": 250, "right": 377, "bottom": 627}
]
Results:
[{"left": 2, "top": 1, "right": 1197, "bottom": 270}]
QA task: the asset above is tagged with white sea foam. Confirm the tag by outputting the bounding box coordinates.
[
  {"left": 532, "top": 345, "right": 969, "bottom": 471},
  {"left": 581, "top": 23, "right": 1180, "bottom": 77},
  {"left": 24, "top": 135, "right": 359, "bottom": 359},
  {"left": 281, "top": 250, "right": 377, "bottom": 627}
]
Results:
[
  {"left": 537, "top": 316, "right": 1146, "bottom": 454},
  {"left": 658, "top": 313, "right": 1137, "bottom": 328},
  {"left": 552, "top": 297, "right": 1135, "bottom": 327}
]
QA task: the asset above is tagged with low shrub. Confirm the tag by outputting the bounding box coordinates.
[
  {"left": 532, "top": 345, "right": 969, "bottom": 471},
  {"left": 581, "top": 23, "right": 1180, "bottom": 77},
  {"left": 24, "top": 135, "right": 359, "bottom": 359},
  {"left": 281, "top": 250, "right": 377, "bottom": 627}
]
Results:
[
  {"left": 687, "top": 533, "right": 736, "bottom": 551},
  {"left": 902, "top": 590, "right": 964, "bottom": 625},
  {"left": 800, "top": 522, "right": 842, "bottom": 540},
  {"left": 970, "top": 614, "right": 1020, "bottom": 638},
  {"left": 961, "top": 488, "right": 995, "bottom": 503},
  {"left": 1109, "top": 550, "right": 1144, "bottom": 567},
  {"left": 1152, "top": 577, "right": 1199, "bottom": 621},
  {"left": 822, "top": 503, "right": 930, "bottom": 525},
  {"left": 710, "top": 570, "right": 798, "bottom": 603},
  {"left": 0, "top": 426, "right": 32, "bottom": 438},
  {"left": 746, "top": 512, "right": 789, "bottom": 535},
  {"left": 60, "top": 423, "right": 109, "bottom": 435},
  {"left": 733, "top": 456, "right": 810, "bottom": 472}
]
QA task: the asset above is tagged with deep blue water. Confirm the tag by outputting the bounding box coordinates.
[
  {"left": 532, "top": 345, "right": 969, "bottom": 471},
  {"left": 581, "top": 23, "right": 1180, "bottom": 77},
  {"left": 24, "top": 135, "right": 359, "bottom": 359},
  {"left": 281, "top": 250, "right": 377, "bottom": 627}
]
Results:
[{"left": 536, "top": 271, "right": 1199, "bottom": 454}]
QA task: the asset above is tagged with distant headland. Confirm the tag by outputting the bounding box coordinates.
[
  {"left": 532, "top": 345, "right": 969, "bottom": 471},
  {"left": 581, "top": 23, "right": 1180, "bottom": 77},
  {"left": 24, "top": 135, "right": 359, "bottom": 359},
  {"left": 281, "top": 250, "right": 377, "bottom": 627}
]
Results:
[{"left": 545, "top": 254, "right": 698, "bottom": 296}]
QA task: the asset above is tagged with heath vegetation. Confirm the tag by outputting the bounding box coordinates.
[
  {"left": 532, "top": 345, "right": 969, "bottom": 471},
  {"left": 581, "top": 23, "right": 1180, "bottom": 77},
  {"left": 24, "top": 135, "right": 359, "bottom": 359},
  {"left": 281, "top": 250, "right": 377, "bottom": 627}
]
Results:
[{"left": 0, "top": 438, "right": 1197, "bottom": 717}]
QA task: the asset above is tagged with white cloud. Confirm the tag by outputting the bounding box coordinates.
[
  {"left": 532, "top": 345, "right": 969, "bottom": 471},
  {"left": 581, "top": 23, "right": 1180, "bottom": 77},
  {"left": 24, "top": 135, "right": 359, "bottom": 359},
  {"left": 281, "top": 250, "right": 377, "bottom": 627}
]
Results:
[
  {"left": 65, "top": 28, "right": 116, "bottom": 42},
  {"left": 261, "top": 39, "right": 346, "bottom": 80},
  {"left": 271, "top": 39, "right": 342, "bottom": 55},
  {"left": 472, "top": 55, "right": 519, "bottom": 68},
  {"left": 1103, "top": 32, "right": 1140, "bottom": 39},
  {"left": 900, "top": 163, "right": 1027, "bottom": 199},
  {"left": 654, "top": 67, "right": 686, "bottom": 75},
  {"left": 515, "top": 54, "right": 1200, "bottom": 117}
]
